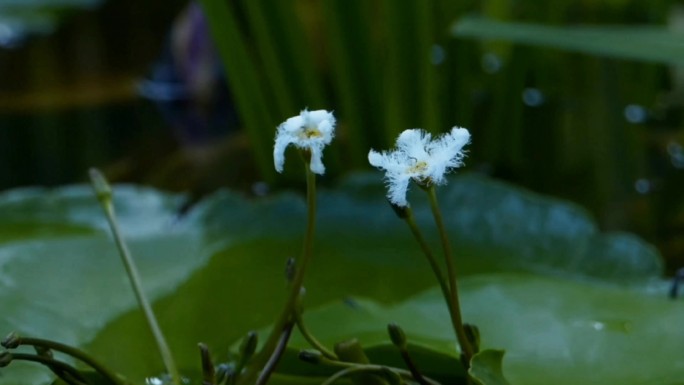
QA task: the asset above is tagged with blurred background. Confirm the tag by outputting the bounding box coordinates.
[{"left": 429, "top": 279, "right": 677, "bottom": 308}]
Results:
[{"left": 1, "top": 0, "right": 684, "bottom": 271}]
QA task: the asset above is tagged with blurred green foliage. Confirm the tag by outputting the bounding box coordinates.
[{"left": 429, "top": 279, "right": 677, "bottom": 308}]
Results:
[
  {"left": 198, "top": 0, "right": 684, "bottom": 269},
  {"left": 0, "top": 0, "right": 105, "bottom": 48},
  {"left": 0, "top": 173, "right": 668, "bottom": 384},
  {"left": 2, "top": 0, "right": 684, "bottom": 267}
]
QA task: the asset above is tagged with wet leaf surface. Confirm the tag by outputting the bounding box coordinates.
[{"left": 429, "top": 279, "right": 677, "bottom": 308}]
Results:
[{"left": 0, "top": 173, "right": 669, "bottom": 384}]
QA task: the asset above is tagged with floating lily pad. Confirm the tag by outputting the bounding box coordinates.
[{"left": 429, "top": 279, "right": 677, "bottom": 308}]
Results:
[
  {"left": 280, "top": 273, "right": 683, "bottom": 385},
  {"left": 0, "top": 173, "right": 667, "bottom": 384}
]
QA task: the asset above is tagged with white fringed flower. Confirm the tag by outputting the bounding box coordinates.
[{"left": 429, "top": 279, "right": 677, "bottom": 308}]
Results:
[
  {"left": 368, "top": 127, "right": 470, "bottom": 207},
  {"left": 274, "top": 109, "right": 336, "bottom": 174}
]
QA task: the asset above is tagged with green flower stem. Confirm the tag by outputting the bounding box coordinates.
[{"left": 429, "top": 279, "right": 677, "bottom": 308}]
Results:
[
  {"left": 9, "top": 353, "right": 89, "bottom": 385},
  {"left": 254, "top": 321, "right": 295, "bottom": 385},
  {"left": 239, "top": 165, "right": 319, "bottom": 384},
  {"left": 425, "top": 186, "right": 474, "bottom": 362},
  {"left": 13, "top": 336, "right": 125, "bottom": 385},
  {"left": 395, "top": 347, "right": 429, "bottom": 385},
  {"left": 294, "top": 310, "right": 338, "bottom": 360},
  {"left": 403, "top": 207, "right": 453, "bottom": 313},
  {"left": 403, "top": 207, "right": 468, "bottom": 358},
  {"left": 89, "top": 169, "right": 181, "bottom": 385},
  {"left": 320, "top": 364, "right": 442, "bottom": 385}
]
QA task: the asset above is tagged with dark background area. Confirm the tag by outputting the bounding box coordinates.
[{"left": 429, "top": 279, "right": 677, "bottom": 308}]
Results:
[{"left": 2, "top": 0, "right": 684, "bottom": 272}]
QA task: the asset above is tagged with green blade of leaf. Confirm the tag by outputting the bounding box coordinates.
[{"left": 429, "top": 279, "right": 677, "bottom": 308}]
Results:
[
  {"left": 452, "top": 16, "right": 684, "bottom": 65},
  {"left": 197, "top": 0, "right": 276, "bottom": 181},
  {"left": 320, "top": 0, "right": 381, "bottom": 166}
]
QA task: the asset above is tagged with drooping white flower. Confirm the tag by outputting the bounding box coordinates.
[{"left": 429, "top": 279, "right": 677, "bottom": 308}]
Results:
[
  {"left": 274, "top": 109, "right": 336, "bottom": 174},
  {"left": 368, "top": 127, "right": 470, "bottom": 207}
]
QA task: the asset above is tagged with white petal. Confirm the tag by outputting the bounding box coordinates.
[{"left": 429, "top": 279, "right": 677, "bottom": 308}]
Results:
[
  {"left": 396, "top": 129, "right": 423, "bottom": 151},
  {"left": 449, "top": 126, "right": 470, "bottom": 146},
  {"left": 368, "top": 150, "right": 385, "bottom": 168},
  {"left": 317, "top": 119, "right": 335, "bottom": 143},
  {"left": 398, "top": 129, "right": 431, "bottom": 161},
  {"left": 369, "top": 150, "right": 406, "bottom": 176},
  {"left": 273, "top": 135, "right": 290, "bottom": 173},
  {"left": 307, "top": 109, "right": 334, "bottom": 125},
  {"left": 281, "top": 115, "right": 305, "bottom": 134},
  {"left": 309, "top": 146, "right": 326, "bottom": 174},
  {"left": 387, "top": 175, "right": 411, "bottom": 207}
]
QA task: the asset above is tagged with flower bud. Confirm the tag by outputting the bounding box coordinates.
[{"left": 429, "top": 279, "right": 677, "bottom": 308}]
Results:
[
  {"left": 0, "top": 351, "right": 12, "bottom": 367},
  {"left": 387, "top": 323, "right": 407, "bottom": 349},
  {"left": 285, "top": 257, "right": 296, "bottom": 283},
  {"left": 198, "top": 343, "right": 215, "bottom": 385},
  {"left": 1, "top": 332, "right": 19, "bottom": 349},
  {"left": 239, "top": 331, "right": 258, "bottom": 363},
  {"left": 88, "top": 168, "right": 113, "bottom": 203},
  {"left": 334, "top": 339, "right": 369, "bottom": 364},
  {"left": 464, "top": 323, "right": 480, "bottom": 353},
  {"left": 298, "top": 349, "right": 323, "bottom": 365}
]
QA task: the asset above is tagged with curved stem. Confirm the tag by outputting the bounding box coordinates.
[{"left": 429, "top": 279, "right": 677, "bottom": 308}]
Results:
[
  {"left": 426, "top": 187, "right": 474, "bottom": 362},
  {"left": 10, "top": 353, "right": 89, "bottom": 385},
  {"left": 403, "top": 208, "right": 454, "bottom": 315},
  {"left": 294, "top": 311, "right": 337, "bottom": 360},
  {"left": 397, "top": 348, "right": 430, "bottom": 385},
  {"left": 255, "top": 321, "right": 295, "bottom": 385},
  {"left": 321, "top": 364, "right": 442, "bottom": 385},
  {"left": 239, "top": 166, "right": 318, "bottom": 384},
  {"left": 404, "top": 207, "right": 469, "bottom": 361},
  {"left": 16, "top": 337, "right": 124, "bottom": 385}
]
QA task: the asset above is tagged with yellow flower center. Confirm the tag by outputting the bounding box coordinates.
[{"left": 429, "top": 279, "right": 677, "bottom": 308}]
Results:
[
  {"left": 407, "top": 160, "right": 428, "bottom": 174},
  {"left": 299, "top": 126, "right": 323, "bottom": 139}
]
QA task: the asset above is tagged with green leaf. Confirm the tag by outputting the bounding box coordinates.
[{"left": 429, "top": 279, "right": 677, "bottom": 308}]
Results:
[
  {"left": 0, "top": 186, "right": 209, "bottom": 385},
  {"left": 452, "top": 16, "right": 684, "bottom": 65},
  {"left": 329, "top": 173, "right": 663, "bottom": 282},
  {"left": 275, "top": 273, "right": 683, "bottom": 385},
  {"left": 0, "top": 173, "right": 666, "bottom": 384},
  {"left": 469, "top": 350, "right": 510, "bottom": 385}
]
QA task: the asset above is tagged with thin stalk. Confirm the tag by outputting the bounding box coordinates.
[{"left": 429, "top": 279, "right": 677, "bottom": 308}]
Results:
[
  {"left": 10, "top": 353, "right": 89, "bottom": 385},
  {"left": 15, "top": 337, "right": 124, "bottom": 385},
  {"left": 425, "top": 187, "right": 473, "bottom": 362},
  {"left": 198, "top": 343, "right": 216, "bottom": 385},
  {"left": 89, "top": 169, "right": 181, "bottom": 385},
  {"left": 396, "top": 349, "right": 429, "bottom": 385},
  {"left": 238, "top": 165, "right": 318, "bottom": 384},
  {"left": 254, "top": 321, "right": 295, "bottom": 385},
  {"left": 321, "top": 364, "right": 442, "bottom": 385},
  {"left": 403, "top": 207, "right": 466, "bottom": 354},
  {"left": 403, "top": 207, "right": 452, "bottom": 313},
  {"left": 294, "top": 311, "right": 337, "bottom": 360}
]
